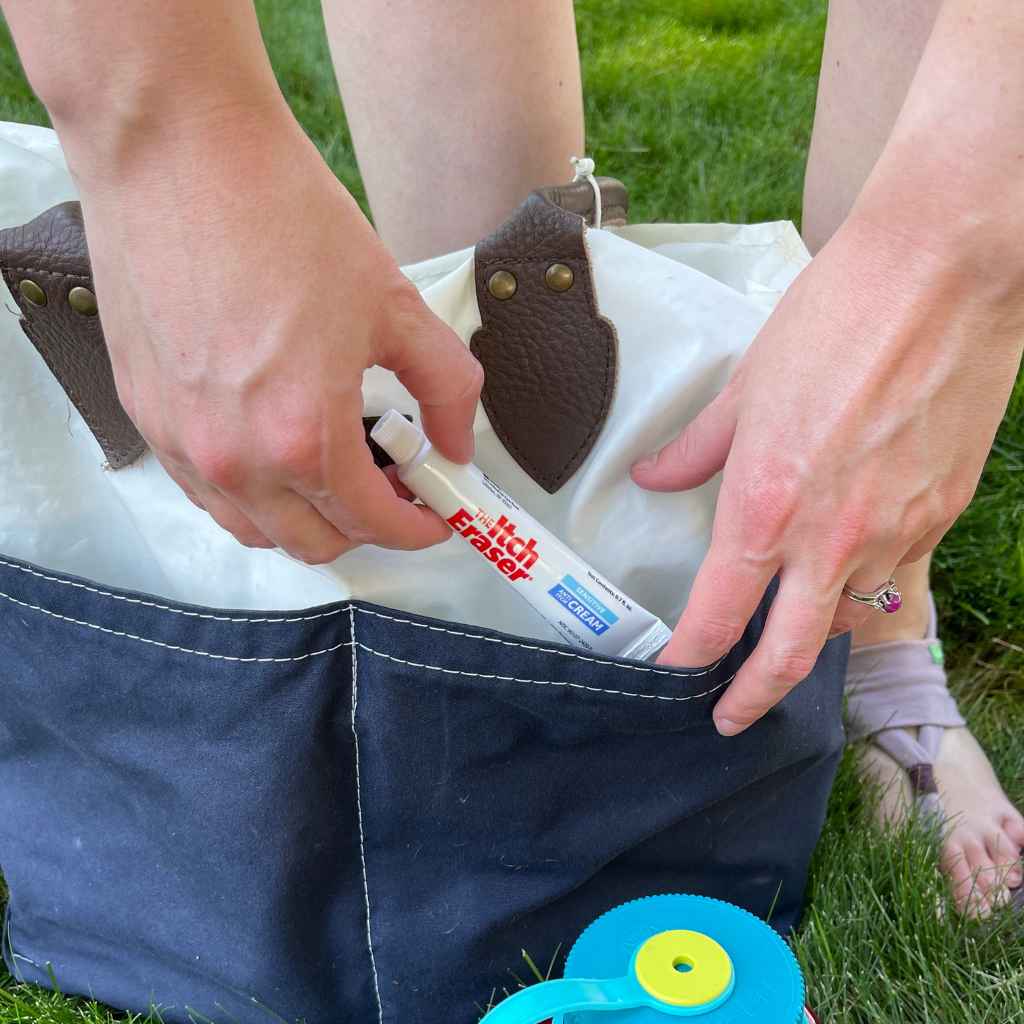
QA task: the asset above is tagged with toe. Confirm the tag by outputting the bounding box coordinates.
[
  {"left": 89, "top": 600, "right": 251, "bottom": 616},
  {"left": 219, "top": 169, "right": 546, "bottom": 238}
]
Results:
[
  {"left": 942, "top": 842, "right": 991, "bottom": 917},
  {"left": 1001, "top": 811, "right": 1024, "bottom": 851},
  {"left": 963, "top": 839, "right": 997, "bottom": 893},
  {"left": 985, "top": 829, "right": 1023, "bottom": 889}
]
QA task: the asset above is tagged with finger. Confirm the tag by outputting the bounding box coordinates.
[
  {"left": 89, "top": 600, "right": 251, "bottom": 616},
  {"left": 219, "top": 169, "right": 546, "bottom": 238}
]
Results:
[
  {"left": 376, "top": 304, "right": 483, "bottom": 464},
  {"left": 157, "top": 456, "right": 273, "bottom": 548},
  {"left": 828, "top": 561, "right": 902, "bottom": 637},
  {"left": 309, "top": 411, "right": 453, "bottom": 550},
  {"left": 631, "top": 385, "right": 739, "bottom": 492},
  {"left": 195, "top": 488, "right": 275, "bottom": 549},
  {"left": 657, "top": 544, "right": 777, "bottom": 669},
  {"left": 712, "top": 571, "right": 836, "bottom": 736},
  {"left": 382, "top": 463, "right": 415, "bottom": 500},
  {"left": 243, "top": 490, "right": 357, "bottom": 565},
  {"left": 901, "top": 523, "right": 951, "bottom": 566},
  {"left": 827, "top": 599, "right": 872, "bottom": 639}
]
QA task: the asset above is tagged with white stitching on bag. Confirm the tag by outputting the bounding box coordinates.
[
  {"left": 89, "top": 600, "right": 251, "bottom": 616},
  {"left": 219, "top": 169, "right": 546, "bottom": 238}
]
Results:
[
  {"left": 0, "top": 558, "right": 724, "bottom": 681},
  {"left": 354, "top": 607, "right": 724, "bottom": 678},
  {"left": 0, "top": 587, "right": 727, "bottom": 701},
  {"left": 354, "top": 642, "right": 733, "bottom": 702},
  {"left": 0, "top": 558, "right": 349, "bottom": 623},
  {"left": 0, "top": 587, "right": 353, "bottom": 663},
  {"left": 350, "top": 609, "right": 385, "bottom": 1023}
]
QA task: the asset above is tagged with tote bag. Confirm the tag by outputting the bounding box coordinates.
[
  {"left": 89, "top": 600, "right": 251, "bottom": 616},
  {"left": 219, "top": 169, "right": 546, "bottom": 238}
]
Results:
[{"left": 0, "top": 121, "right": 846, "bottom": 1024}]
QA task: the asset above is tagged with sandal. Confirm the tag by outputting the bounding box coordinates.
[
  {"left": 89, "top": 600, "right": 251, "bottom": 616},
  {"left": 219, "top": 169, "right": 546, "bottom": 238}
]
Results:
[{"left": 844, "top": 593, "right": 1024, "bottom": 910}]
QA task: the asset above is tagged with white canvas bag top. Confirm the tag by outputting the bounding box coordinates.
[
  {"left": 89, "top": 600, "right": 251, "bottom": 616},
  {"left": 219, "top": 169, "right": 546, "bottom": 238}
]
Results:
[{"left": 0, "top": 121, "right": 810, "bottom": 643}]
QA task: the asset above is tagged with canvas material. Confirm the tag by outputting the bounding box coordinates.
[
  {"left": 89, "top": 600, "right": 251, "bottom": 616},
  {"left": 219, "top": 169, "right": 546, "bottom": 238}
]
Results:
[
  {"left": 0, "top": 121, "right": 811, "bottom": 644},
  {"left": 0, "top": 553, "right": 847, "bottom": 1024},
  {"left": 0, "top": 121, "right": 846, "bottom": 1023}
]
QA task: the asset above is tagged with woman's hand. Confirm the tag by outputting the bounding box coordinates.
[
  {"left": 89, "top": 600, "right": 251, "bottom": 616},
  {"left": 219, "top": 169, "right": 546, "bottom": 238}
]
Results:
[
  {"left": 633, "top": 213, "right": 1024, "bottom": 735},
  {"left": 76, "top": 108, "right": 482, "bottom": 564},
  {"left": 1, "top": 0, "right": 482, "bottom": 566}
]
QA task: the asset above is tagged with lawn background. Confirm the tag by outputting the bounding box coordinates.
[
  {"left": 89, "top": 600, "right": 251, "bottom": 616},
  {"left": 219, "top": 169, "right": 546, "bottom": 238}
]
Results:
[{"left": 1, "top": 2, "right": 1022, "bottom": 1022}]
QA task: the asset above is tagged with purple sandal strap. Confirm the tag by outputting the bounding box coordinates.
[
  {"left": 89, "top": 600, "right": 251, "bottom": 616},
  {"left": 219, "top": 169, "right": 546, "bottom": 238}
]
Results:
[{"left": 844, "top": 594, "right": 964, "bottom": 813}]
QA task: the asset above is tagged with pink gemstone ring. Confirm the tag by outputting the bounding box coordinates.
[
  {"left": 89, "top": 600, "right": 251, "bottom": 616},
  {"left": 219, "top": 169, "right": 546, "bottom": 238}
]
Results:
[{"left": 842, "top": 576, "right": 902, "bottom": 613}]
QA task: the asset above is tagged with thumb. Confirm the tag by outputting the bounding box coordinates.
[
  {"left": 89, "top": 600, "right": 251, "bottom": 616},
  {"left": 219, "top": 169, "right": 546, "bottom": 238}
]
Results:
[
  {"left": 377, "top": 305, "right": 484, "bottom": 464},
  {"left": 631, "top": 385, "right": 738, "bottom": 492}
]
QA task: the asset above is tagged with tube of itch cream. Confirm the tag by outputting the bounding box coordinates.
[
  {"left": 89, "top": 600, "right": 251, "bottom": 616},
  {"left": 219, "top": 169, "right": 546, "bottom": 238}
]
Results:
[{"left": 371, "top": 410, "right": 672, "bottom": 662}]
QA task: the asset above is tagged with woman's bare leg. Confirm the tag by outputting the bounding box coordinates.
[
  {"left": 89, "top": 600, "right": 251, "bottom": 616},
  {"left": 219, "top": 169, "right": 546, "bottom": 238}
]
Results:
[
  {"left": 322, "top": 0, "right": 584, "bottom": 264},
  {"left": 805, "top": 0, "right": 1024, "bottom": 914}
]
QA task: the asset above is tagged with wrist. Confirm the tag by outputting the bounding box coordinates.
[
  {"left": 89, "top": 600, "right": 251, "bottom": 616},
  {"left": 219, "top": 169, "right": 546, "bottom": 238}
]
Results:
[
  {"left": 52, "top": 74, "right": 293, "bottom": 196},
  {"left": 829, "top": 201, "right": 1024, "bottom": 371},
  {"left": 847, "top": 142, "right": 1024, "bottom": 308}
]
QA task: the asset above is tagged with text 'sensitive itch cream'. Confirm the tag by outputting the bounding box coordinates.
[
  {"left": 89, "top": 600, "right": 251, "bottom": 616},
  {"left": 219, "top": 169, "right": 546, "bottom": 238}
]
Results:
[{"left": 371, "top": 410, "right": 672, "bottom": 662}]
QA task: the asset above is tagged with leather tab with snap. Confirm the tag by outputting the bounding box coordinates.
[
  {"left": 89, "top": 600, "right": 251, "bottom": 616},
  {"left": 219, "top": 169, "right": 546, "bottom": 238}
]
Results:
[
  {"left": 471, "top": 178, "right": 623, "bottom": 494},
  {"left": 0, "top": 202, "right": 146, "bottom": 469}
]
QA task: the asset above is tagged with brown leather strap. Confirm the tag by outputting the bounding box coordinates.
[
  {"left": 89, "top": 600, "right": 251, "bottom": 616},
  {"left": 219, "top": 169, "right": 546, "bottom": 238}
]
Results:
[
  {"left": 0, "top": 202, "right": 146, "bottom": 469},
  {"left": 0, "top": 176, "right": 627, "bottom": 478},
  {"left": 471, "top": 178, "right": 623, "bottom": 492},
  {"left": 536, "top": 176, "right": 628, "bottom": 227}
]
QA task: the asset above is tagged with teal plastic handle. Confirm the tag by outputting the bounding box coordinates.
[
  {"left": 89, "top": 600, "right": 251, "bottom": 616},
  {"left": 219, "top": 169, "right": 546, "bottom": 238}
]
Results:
[{"left": 480, "top": 976, "right": 642, "bottom": 1023}]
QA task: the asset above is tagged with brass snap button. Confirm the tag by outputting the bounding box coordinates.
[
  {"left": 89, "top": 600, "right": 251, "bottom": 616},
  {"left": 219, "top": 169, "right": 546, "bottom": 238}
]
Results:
[
  {"left": 487, "top": 270, "right": 517, "bottom": 300},
  {"left": 18, "top": 278, "right": 46, "bottom": 306},
  {"left": 68, "top": 286, "right": 98, "bottom": 316},
  {"left": 545, "top": 263, "right": 574, "bottom": 292}
]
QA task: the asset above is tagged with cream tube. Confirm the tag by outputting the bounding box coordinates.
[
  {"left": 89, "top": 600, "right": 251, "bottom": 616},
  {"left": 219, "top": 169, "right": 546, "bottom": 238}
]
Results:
[{"left": 371, "top": 410, "right": 672, "bottom": 662}]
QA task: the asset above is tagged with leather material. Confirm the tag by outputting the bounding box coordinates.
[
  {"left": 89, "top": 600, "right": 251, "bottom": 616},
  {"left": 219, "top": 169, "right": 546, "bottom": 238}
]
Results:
[
  {"left": 471, "top": 185, "right": 621, "bottom": 493},
  {"left": 0, "top": 179, "right": 626, "bottom": 486},
  {"left": 536, "top": 175, "right": 628, "bottom": 227},
  {"left": 0, "top": 202, "right": 146, "bottom": 469}
]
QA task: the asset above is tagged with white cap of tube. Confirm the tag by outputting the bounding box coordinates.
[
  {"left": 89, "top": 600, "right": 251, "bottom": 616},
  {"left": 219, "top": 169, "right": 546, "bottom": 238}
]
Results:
[{"left": 370, "top": 409, "right": 425, "bottom": 466}]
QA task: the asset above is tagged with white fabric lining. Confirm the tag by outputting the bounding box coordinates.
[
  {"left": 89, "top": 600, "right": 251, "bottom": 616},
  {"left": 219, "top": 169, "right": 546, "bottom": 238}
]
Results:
[{"left": 0, "top": 122, "right": 811, "bottom": 645}]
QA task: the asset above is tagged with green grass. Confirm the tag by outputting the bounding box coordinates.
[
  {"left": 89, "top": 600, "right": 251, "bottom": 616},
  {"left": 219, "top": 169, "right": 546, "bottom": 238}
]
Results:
[{"left": 1, "top": 1, "right": 1023, "bottom": 1022}]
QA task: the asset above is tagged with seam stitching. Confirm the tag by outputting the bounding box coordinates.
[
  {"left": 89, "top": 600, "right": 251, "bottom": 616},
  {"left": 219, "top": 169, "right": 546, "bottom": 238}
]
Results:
[
  {"left": 0, "top": 586, "right": 725, "bottom": 701},
  {"left": 351, "top": 609, "right": 384, "bottom": 1023},
  {"left": 354, "top": 642, "right": 731, "bottom": 702},
  {"left": 0, "top": 559, "right": 722, "bottom": 681},
  {"left": 0, "top": 559, "right": 350, "bottom": 623},
  {"left": 0, "top": 587, "right": 353, "bottom": 662},
  {"left": 5, "top": 267, "right": 92, "bottom": 280},
  {"left": 354, "top": 607, "right": 722, "bottom": 678}
]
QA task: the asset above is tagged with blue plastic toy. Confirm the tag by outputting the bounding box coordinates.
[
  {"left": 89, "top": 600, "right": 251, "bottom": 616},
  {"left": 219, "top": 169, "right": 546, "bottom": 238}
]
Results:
[{"left": 479, "top": 894, "right": 811, "bottom": 1024}]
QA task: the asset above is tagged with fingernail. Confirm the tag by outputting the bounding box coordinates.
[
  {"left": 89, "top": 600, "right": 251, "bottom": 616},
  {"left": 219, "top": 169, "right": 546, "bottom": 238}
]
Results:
[
  {"left": 714, "top": 716, "right": 745, "bottom": 737},
  {"left": 631, "top": 452, "right": 658, "bottom": 473}
]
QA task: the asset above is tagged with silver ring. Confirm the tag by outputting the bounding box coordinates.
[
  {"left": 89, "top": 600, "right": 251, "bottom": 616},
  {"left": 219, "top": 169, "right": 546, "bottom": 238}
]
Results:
[{"left": 842, "top": 577, "right": 902, "bottom": 614}]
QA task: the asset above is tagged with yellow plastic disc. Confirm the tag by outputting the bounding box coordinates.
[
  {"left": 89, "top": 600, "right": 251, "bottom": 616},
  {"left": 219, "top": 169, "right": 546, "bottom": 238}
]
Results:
[{"left": 633, "top": 929, "right": 734, "bottom": 1009}]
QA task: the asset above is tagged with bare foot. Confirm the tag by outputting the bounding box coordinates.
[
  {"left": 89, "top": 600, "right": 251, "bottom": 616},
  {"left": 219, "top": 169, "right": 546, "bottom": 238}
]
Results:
[{"left": 857, "top": 727, "right": 1024, "bottom": 915}]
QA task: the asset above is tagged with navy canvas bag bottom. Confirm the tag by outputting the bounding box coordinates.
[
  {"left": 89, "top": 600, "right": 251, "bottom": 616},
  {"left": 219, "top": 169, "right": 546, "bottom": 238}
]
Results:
[{"left": 0, "top": 552, "right": 846, "bottom": 1024}]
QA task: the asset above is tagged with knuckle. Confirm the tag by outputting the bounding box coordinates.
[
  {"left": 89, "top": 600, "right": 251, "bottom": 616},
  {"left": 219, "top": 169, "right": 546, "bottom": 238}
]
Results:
[
  {"left": 236, "top": 532, "right": 274, "bottom": 550},
  {"left": 387, "top": 277, "right": 432, "bottom": 328},
  {"left": 190, "top": 443, "right": 245, "bottom": 491},
  {"left": 945, "top": 480, "right": 977, "bottom": 519},
  {"left": 118, "top": 391, "right": 139, "bottom": 425},
  {"left": 342, "top": 523, "right": 379, "bottom": 547},
  {"left": 461, "top": 353, "right": 486, "bottom": 401},
  {"left": 292, "top": 542, "right": 348, "bottom": 566},
  {"left": 693, "top": 616, "right": 745, "bottom": 654},
  {"left": 764, "top": 647, "right": 818, "bottom": 685},
  {"left": 667, "top": 424, "right": 704, "bottom": 474},
  {"left": 734, "top": 467, "right": 801, "bottom": 542},
  {"left": 830, "top": 506, "right": 876, "bottom": 563},
  {"left": 265, "top": 423, "right": 323, "bottom": 480}
]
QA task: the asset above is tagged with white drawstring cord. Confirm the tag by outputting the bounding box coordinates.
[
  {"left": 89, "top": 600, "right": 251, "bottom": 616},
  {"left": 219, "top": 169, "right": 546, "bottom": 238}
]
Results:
[{"left": 570, "top": 155, "right": 602, "bottom": 229}]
